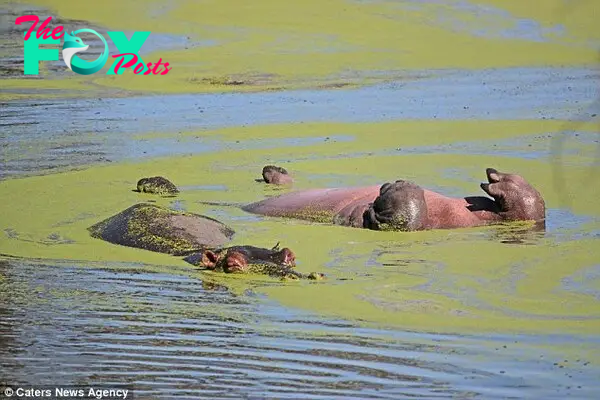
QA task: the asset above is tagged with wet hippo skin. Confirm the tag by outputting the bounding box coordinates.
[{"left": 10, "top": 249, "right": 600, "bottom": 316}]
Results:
[
  {"left": 245, "top": 168, "right": 545, "bottom": 231},
  {"left": 135, "top": 176, "right": 179, "bottom": 195},
  {"left": 184, "top": 243, "right": 324, "bottom": 280},
  {"left": 260, "top": 165, "right": 293, "bottom": 185},
  {"left": 88, "top": 203, "right": 325, "bottom": 280}
]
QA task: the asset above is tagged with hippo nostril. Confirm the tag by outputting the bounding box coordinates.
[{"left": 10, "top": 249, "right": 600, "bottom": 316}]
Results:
[
  {"left": 225, "top": 254, "right": 247, "bottom": 273},
  {"left": 228, "top": 258, "right": 242, "bottom": 267}
]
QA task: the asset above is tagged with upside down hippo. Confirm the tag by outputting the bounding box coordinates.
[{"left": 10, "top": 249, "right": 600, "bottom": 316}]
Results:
[{"left": 244, "top": 167, "right": 545, "bottom": 231}]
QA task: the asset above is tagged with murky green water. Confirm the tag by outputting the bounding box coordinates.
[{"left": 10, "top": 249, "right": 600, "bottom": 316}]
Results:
[{"left": 1, "top": 1, "right": 599, "bottom": 398}]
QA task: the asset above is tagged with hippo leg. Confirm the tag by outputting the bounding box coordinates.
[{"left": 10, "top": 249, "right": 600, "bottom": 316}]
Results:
[
  {"left": 363, "top": 180, "right": 429, "bottom": 231},
  {"left": 480, "top": 168, "right": 546, "bottom": 223},
  {"left": 333, "top": 202, "right": 371, "bottom": 228}
]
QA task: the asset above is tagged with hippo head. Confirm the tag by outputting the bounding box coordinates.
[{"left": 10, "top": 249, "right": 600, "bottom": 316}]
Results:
[
  {"left": 136, "top": 177, "right": 150, "bottom": 191},
  {"left": 201, "top": 243, "right": 295, "bottom": 272},
  {"left": 261, "top": 165, "right": 292, "bottom": 185},
  {"left": 363, "top": 180, "right": 428, "bottom": 231},
  {"left": 480, "top": 168, "right": 545, "bottom": 223},
  {"left": 196, "top": 243, "right": 324, "bottom": 280},
  {"left": 135, "top": 176, "right": 179, "bottom": 195}
]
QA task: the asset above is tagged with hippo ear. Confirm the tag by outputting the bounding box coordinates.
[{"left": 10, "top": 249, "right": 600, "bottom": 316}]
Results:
[
  {"left": 262, "top": 165, "right": 275, "bottom": 182},
  {"left": 365, "top": 180, "right": 428, "bottom": 231},
  {"left": 271, "top": 241, "right": 281, "bottom": 251},
  {"left": 279, "top": 248, "right": 296, "bottom": 266},
  {"left": 201, "top": 250, "right": 219, "bottom": 269}
]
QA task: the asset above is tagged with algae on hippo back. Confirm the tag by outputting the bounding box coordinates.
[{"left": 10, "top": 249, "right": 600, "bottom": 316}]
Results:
[
  {"left": 88, "top": 203, "right": 235, "bottom": 256},
  {"left": 87, "top": 203, "right": 325, "bottom": 280}
]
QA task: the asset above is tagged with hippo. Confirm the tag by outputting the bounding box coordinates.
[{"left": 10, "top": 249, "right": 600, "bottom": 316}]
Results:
[
  {"left": 88, "top": 203, "right": 234, "bottom": 255},
  {"left": 183, "top": 243, "right": 324, "bottom": 280},
  {"left": 260, "top": 165, "right": 293, "bottom": 185},
  {"left": 135, "top": 176, "right": 179, "bottom": 195},
  {"left": 244, "top": 167, "right": 545, "bottom": 231},
  {"left": 88, "top": 203, "right": 323, "bottom": 280}
]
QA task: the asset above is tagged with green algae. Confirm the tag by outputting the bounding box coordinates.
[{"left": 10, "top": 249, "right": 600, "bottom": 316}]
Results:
[
  {"left": 283, "top": 209, "right": 337, "bottom": 224},
  {"left": 479, "top": 0, "right": 599, "bottom": 42},
  {"left": 240, "top": 259, "right": 321, "bottom": 280},
  {"left": 5, "top": 0, "right": 600, "bottom": 98},
  {"left": 1, "top": 118, "right": 599, "bottom": 336},
  {"left": 261, "top": 234, "right": 600, "bottom": 335}
]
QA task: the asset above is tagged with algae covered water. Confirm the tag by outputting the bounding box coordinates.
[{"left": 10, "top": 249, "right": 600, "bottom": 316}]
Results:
[{"left": 1, "top": 1, "right": 599, "bottom": 398}]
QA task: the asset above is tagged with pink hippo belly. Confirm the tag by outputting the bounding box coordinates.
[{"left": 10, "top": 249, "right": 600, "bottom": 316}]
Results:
[{"left": 243, "top": 186, "right": 381, "bottom": 222}]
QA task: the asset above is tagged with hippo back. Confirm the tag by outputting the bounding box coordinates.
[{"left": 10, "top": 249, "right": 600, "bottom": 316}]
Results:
[{"left": 88, "top": 203, "right": 235, "bottom": 255}]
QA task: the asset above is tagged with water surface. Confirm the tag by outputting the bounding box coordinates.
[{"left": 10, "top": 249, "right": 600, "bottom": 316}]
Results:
[
  {"left": 1, "top": 260, "right": 598, "bottom": 399},
  {"left": 1, "top": 0, "right": 599, "bottom": 398}
]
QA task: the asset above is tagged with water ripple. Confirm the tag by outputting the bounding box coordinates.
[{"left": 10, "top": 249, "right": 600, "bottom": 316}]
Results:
[{"left": 1, "top": 259, "right": 598, "bottom": 399}]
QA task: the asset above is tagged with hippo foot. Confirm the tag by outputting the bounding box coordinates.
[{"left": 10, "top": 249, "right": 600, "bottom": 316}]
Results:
[
  {"left": 480, "top": 168, "right": 545, "bottom": 223},
  {"left": 363, "top": 180, "right": 428, "bottom": 231}
]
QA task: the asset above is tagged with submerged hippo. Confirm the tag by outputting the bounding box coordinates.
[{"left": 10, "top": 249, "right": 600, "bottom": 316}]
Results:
[
  {"left": 261, "top": 165, "right": 293, "bottom": 185},
  {"left": 245, "top": 167, "right": 545, "bottom": 231},
  {"left": 260, "top": 165, "right": 293, "bottom": 185},
  {"left": 136, "top": 176, "right": 179, "bottom": 195},
  {"left": 88, "top": 203, "right": 323, "bottom": 280},
  {"left": 184, "top": 243, "right": 324, "bottom": 280},
  {"left": 88, "top": 203, "right": 234, "bottom": 255}
]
